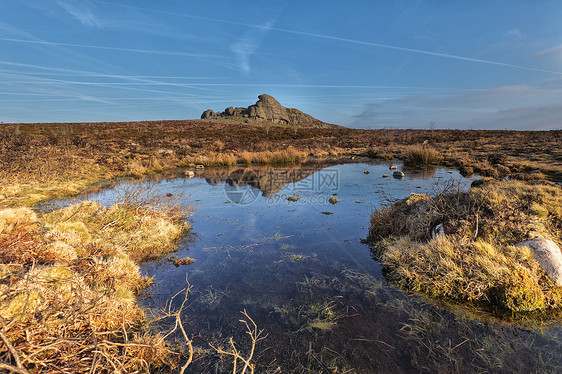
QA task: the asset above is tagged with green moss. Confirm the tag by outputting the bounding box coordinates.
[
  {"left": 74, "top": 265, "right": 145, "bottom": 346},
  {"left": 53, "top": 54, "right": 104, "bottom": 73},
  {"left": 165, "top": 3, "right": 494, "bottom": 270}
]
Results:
[
  {"left": 1, "top": 292, "right": 42, "bottom": 319},
  {"left": 55, "top": 221, "right": 92, "bottom": 243}
]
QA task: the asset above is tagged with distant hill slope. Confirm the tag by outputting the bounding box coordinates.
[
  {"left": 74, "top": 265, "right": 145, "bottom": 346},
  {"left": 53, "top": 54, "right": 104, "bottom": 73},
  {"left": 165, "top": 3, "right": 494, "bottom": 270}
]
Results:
[{"left": 201, "top": 94, "right": 338, "bottom": 128}]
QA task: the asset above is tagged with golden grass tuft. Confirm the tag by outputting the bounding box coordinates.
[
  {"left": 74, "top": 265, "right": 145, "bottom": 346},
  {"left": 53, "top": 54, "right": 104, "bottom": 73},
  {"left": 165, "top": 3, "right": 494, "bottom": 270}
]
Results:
[
  {"left": 0, "top": 183, "right": 194, "bottom": 372},
  {"left": 368, "top": 179, "right": 562, "bottom": 312},
  {"left": 404, "top": 145, "right": 442, "bottom": 167},
  {"left": 0, "top": 207, "right": 37, "bottom": 234}
]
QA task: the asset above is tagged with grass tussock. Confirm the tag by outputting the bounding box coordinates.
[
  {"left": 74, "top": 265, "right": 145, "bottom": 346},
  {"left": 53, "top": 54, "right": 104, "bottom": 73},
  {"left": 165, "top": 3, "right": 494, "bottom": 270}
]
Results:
[
  {"left": 241, "top": 147, "right": 306, "bottom": 165},
  {"left": 404, "top": 145, "right": 442, "bottom": 167},
  {"left": 368, "top": 179, "right": 562, "bottom": 312},
  {"left": 0, "top": 184, "right": 192, "bottom": 373},
  {"left": 181, "top": 147, "right": 305, "bottom": 168}
]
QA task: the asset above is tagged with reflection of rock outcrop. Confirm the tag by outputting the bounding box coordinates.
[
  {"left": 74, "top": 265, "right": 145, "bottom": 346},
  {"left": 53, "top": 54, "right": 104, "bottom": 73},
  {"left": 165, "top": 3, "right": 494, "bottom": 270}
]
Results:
[
  {"left": 196, "top": 165, "right": 325, "bottom": 196},
  {"left": 201, "top": 94, "right": 333, "bottom": 128}
]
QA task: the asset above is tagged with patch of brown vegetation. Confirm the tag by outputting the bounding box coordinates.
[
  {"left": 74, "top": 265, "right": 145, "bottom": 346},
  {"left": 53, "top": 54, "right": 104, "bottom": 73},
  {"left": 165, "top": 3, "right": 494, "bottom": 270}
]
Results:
[
  {"left": 367, "top": 179, "right": 562, "bottom": 312},
  {"left": 0, "top": 185, "right": 193, "bottom": 373},
  {"left": 1, "top": 122, "right": 560, "bottom": 208}
]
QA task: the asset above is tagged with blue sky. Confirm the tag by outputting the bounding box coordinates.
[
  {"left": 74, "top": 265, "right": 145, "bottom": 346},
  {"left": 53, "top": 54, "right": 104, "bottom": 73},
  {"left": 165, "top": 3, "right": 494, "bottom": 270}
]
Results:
[{"left": 1, "top": 1, "right": 562, "bottom": 129}]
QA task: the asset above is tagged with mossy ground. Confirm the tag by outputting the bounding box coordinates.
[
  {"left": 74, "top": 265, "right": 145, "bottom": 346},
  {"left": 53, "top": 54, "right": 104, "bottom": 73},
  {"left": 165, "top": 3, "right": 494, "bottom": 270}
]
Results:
[{"left": 368, "top": 179, "right": 562, "bottom": 313}]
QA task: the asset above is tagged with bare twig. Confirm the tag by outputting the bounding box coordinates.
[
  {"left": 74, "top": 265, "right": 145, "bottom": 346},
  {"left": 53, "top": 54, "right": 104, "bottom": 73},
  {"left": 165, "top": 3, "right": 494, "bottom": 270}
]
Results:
[
  {"left": 0, "top": 362, "right": 30, "bottom": 374},
  {"left": 0, "top": 320, "right": 28, "bottom": 373},
  {"left": 211, "top": 309, "right": 266, "bottom": 374}
]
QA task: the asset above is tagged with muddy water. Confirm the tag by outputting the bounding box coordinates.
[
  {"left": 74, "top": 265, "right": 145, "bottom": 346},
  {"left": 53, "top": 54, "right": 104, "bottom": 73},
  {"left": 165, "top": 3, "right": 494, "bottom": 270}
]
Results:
[{"left": 70, "top": 162, "right": 562, "bottom": 373}]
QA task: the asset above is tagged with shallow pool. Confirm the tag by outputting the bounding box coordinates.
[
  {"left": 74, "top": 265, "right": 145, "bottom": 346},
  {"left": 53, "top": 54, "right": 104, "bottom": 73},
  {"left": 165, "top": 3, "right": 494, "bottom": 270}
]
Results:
[{"left": 59, "top": 162, "right": 562, "bottom": 373}]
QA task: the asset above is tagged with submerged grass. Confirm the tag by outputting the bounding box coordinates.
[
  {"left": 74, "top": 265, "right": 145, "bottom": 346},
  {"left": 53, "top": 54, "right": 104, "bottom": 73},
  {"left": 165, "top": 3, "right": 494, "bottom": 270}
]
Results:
[
  {"left": 368, "top": 179, "right": 562, "bottom": 313},
  {"left": 0, "top": 183, "right": 193, "bottom": 373}
]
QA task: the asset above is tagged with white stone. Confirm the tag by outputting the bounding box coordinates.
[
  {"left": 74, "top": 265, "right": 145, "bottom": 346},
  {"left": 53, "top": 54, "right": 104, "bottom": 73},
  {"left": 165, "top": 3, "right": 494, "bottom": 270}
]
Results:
[
  {"left": 432, "top": 223, "right": 445, "bottom": 238},
  {"left": 516, "top": 237, "right": 562, "bottom": 286}
]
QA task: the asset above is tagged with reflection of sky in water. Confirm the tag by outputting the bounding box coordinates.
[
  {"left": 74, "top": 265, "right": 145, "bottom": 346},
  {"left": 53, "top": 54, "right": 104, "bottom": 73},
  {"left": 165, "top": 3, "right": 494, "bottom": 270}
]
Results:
[{"left": 49, "top": 162, "right": 562, "bottom": 373}]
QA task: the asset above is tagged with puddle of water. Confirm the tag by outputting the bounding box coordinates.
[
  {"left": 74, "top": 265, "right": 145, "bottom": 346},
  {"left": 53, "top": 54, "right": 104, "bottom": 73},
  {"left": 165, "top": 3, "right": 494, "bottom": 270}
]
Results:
[{"left": 55, "top": 162, "right": 562, "bottom": 373}]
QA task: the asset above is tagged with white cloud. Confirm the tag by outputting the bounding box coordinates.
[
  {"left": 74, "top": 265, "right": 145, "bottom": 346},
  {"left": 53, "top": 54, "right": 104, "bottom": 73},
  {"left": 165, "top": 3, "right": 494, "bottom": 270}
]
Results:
[
  {"left": 351, "top": 85, "right": 562, "bottom": 130},
  {"left": 230, "top": 19, "right": 276, "bottom": 74},
  {"left": 536, "top": 44, "right": 562, "bottom": 61},
  {"left": 505, "top": 28, "right": 525, "bottom": 39},
  {"left": 57, "top": 0, "right": 104, "bottom": 28}
]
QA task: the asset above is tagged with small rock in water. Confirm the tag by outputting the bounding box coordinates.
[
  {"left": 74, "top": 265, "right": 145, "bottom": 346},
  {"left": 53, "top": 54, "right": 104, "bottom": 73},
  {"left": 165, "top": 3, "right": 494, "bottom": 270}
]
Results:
[
  {"left": 168, "top": 256, "right": 195, "bottom": 267},
  {"left": 195, "top": 164, "right": 205, "bottom": 169},
  {"left": 364, "top": 171, "right": 370, "bottom": 174},
  {"left": 185, "top": 170, "right": 195, "bottom": 178},
  {"left": 389, "top": 166, "right": 398, "bottom": 170},
  {"left": 382, "top": 174, "right": 389, "bottom": 178},
  {"left": 393, "top": 171, "right": 405, "bottom": 179},
  {"left": 166, "top": 192, "right": 173, "bottom": 197},
  {"left": 287, "top": 196, "right": 299, "bottom": 202},
  {"left": 328, "top": 197, "right": 339, "bottom": 204}
]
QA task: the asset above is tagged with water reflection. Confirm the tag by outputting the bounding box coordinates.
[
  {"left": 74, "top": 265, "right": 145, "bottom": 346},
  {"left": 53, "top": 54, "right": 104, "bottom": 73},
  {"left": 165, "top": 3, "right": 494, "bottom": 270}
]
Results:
[{"left": 197, "top": 165, "right": 324, "bottom": 196}]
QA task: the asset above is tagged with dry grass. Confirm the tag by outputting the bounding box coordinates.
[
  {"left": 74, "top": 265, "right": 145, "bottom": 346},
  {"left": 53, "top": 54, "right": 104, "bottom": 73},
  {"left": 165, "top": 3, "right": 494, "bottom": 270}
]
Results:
[
  {"left": 183, "top": 147, "right": 305, "bottom": 167},
  {"left": 368, "top": 179, "right": 562, "bottom": 312},
  {"left": 404, "top": 145, "right": 442, "bottom": 167},
  {"left": 0, "top": 184, "right": 193, "bottom": 372},
  {"left": 210, "top": 310, "right": 266, "bottom": 374}
]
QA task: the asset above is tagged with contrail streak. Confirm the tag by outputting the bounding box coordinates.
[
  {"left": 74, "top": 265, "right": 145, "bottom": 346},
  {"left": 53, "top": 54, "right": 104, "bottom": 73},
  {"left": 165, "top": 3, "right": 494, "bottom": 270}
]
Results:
[
  {"left": 0, "top": 37, "right": 224, "bottom": 59},
  {"left": 0, "top": 72, "right": 213, "bottom": 97},
  {"left": 91, "top": 0, "right": 562, "bottom": 75}
]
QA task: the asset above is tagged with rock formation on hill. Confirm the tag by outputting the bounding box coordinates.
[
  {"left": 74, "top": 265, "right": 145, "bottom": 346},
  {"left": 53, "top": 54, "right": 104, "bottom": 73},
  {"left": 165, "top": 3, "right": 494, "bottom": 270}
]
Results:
[{"left": 201, "top": 94, "right": 332, "bottom": 127}]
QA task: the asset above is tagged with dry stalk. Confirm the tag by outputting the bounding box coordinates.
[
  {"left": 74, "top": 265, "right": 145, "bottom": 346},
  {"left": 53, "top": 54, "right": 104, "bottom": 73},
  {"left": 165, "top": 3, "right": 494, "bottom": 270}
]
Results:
[
  {"left": 210, "top": 310, "right": 266, "bottom": 374},
  {"left": 115, "top": 181, "right": 193, "bottom": 221}
]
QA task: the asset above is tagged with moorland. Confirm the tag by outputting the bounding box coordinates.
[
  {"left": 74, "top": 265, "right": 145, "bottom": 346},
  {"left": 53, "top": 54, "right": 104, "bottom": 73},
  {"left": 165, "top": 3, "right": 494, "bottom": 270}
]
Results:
[{"left": 0, "top": 119, "right": 561, "bottom": 372}]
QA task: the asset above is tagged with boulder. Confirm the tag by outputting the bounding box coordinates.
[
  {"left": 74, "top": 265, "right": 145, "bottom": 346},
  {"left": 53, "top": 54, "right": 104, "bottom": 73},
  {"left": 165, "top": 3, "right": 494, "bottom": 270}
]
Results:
[
  {"left": 393, "top": 171, "right": 405, "bottom": 179},
  {"left": 247, "top": 94, "right": 294, "bottom": 125},
  {"left": 516, "top": 236, "right": 562, "bottom": 286},
  {"left": 201, "top": 109, "right": 218, "bottom": 119},
  {"left": 200, "top": 94, "right": 332, "bottom": 127}
]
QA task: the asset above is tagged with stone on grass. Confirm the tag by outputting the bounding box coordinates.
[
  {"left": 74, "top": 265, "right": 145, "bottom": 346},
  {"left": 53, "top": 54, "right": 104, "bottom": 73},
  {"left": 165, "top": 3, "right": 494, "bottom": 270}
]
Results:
[{"left": 516, "top": 236, "right": 562, "bottom": 286}]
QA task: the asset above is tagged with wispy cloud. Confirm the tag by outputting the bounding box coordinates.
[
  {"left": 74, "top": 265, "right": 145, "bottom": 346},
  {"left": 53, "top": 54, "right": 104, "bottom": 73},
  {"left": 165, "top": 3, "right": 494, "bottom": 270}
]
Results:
[
  {"left": 536, "top": 44, "right": 562, "bottom": 61},
  {"left": 0, "top": 37, "right": 225, "bottom": 59},
  {"left": 57, "top": 0, "right": 103, "bottom": 27},
  {"left": 231, "top": 19, "right": 276, "bottom": 74},
  {"left": 0, "top": 21, "right": 126, "bottom": 74},
  {"left": 505, "top": 28, "right": 525, "bottom": 39},
  {"left": 90, "top": 1, "right": 562, "bottom": 76},
  {"left": 351, "top": 85, "right": 562, "bottom": 130}
]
